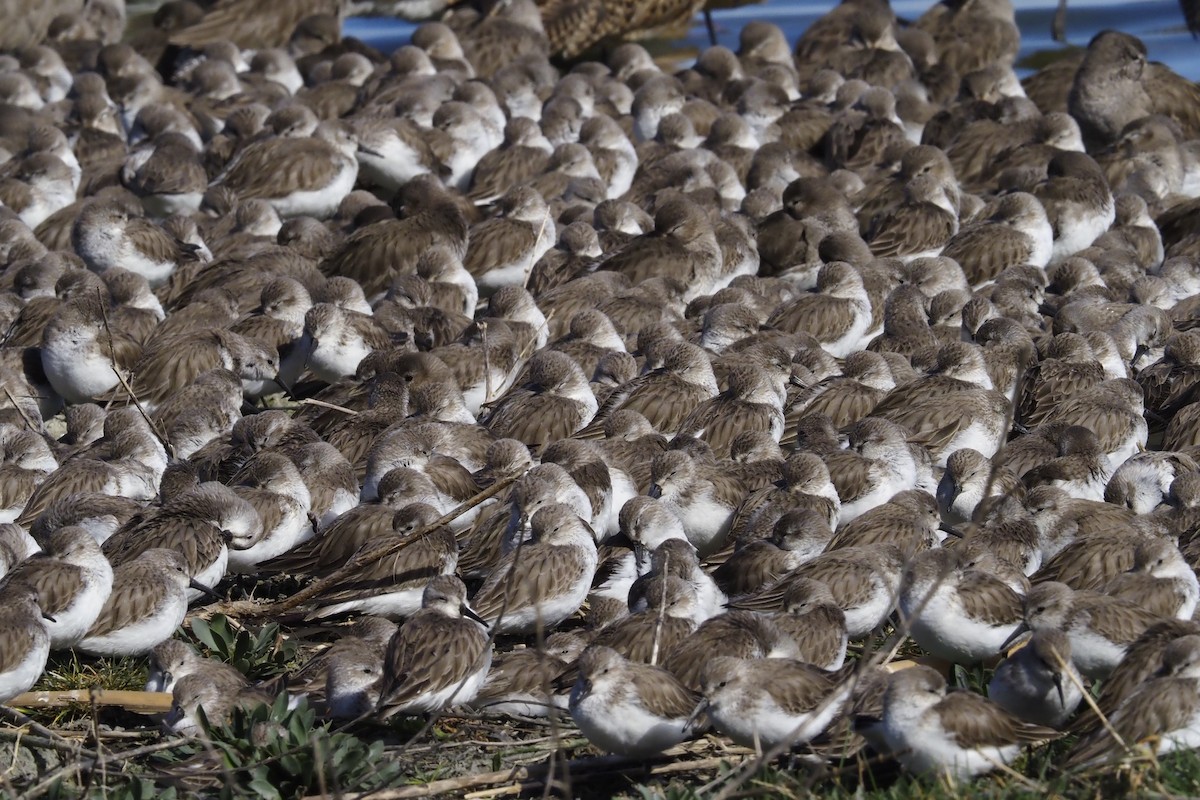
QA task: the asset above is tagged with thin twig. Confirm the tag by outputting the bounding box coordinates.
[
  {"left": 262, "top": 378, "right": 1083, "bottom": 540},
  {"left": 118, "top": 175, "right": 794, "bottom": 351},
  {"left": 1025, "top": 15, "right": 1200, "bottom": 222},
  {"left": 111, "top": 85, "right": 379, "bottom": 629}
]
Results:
[
  {"left": 650, "top": 551, "right": 669, "bottom": 667},
  {"left": 481, "top": 320, "right": 492, "bottom": 406},
  {"left": 298, "top": 398, "right": 359, "bottom": 416},
  {"left": 226, "top": 475, "right": 518, "bottom": 619},
  {"left": 1, "top": 388, "right": 38, "bottom": 433},
  {"left": 9, "top": 690, "right": 173, "bottom": 714},
  {"left": 95, "top": 289, "right": 173, "bottom": 458}
]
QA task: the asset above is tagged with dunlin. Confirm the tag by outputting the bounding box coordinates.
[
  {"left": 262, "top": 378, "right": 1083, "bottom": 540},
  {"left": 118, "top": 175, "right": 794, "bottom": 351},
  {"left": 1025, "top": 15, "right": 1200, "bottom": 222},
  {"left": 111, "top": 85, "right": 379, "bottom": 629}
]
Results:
[
  {"left": 675, "top": 360, "right": 788, "bottom": 459},
  {"left": 867, "top": 174, "right": 959, "bottom": 262},
  {"left": 728, "top": 451, "right": 839, "bottom": 543},
  {"left": 464, "top": 186, "right": 555, "bottom": 297},
  {"left": 599, "top": 197, "right": 723, "bottom": 302},
  {"left": 0, "top": 426, "right": 57, "bottom": 525},
  {"left": 224, "top": 452, "right": 315, "bottom": 573},
  {"left": 766, "top": 261, "right": 873, "bottom": 358},
  {"left": 665, "top": 609, "right": 799, "bottom": 691},
  {"left": 1103, "top": 537, "right": 1200, "bottom": 620},
  {"left": 73, "top": 201, "right": 201, "bottom": 288},
  {"left": 826, "top": 489, "right": 942, "bottom": 558},
  {"left": 988, "top": 629, "right": 1083, "bottom": 728},
  {"left": 941, "top": 193, "right": 1053, "bottom": 286},
  {"left": 591, "top": 575, "right": 698, "bottom": 663}
]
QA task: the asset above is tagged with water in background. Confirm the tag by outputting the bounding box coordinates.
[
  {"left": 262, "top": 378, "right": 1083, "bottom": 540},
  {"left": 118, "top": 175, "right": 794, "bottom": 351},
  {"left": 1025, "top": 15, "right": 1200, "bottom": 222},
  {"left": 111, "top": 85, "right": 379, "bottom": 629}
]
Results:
[{"left": 343, "top": 0, "right": 1200, "bottom": 79}]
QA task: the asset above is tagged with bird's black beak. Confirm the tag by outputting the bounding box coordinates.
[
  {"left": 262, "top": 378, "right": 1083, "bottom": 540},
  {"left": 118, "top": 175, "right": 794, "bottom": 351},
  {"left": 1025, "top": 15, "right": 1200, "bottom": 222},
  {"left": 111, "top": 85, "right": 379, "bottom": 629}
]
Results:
[
  {"left": 1052, "top": 671, "right": 1065, "bottom": 709},
  {"left": 647, "top": 484, "right": 662, "bottom": 499},
  {"left": 1000, "top": 622, "right": 1031, "bottom": 654},
  {"left": 462, "top": 604, "right": 489, "bottom": 629},
  {"left": 189, "top": 579, "right": 224, "bottom": 602}
]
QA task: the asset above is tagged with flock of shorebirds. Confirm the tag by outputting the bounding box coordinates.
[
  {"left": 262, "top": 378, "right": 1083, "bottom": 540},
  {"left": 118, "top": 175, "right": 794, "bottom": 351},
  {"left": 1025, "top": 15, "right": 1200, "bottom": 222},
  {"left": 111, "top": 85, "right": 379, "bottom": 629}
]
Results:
[{"left": 3, "top": 0, "right": 1200, "bottom": 786}]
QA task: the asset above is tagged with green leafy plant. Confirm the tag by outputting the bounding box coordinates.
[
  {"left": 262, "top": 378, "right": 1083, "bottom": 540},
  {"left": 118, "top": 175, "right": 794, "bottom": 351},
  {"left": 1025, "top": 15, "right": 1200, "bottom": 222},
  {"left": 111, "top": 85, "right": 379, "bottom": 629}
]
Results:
[
  {"left": 157, "top": 694, "right": 401, "bottom": 800},
  {"left": 189, "top": 616, "right": 298, "bottom": 680}
]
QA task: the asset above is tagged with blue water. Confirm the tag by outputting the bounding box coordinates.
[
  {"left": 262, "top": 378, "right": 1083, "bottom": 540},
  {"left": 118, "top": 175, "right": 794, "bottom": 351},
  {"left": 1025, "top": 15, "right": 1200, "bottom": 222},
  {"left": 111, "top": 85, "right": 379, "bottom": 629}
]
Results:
[{"left": 344, "top": 0, "right": 1200, "bottom": 79}]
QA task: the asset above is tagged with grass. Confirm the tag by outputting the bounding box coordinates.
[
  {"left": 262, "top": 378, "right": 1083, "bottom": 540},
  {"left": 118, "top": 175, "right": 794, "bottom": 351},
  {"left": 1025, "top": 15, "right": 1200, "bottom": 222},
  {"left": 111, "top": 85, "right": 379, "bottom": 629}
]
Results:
[{"left": 8, "top": 619, "right": 1200, "bottom": 800}]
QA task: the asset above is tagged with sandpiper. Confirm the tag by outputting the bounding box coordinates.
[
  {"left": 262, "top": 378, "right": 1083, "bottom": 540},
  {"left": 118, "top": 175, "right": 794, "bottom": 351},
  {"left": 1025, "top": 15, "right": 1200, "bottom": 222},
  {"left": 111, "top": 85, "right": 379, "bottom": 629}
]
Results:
[
  {"left": 0, "top": 585, "right": 51, "bottom": 703},
  {"left": 569, "top": 645, "right": 701, "bottom": 756},
  {"left": 988, "top": 628, "right": 1083, "bottom": 728},
  {"left": 102, "top": 482, "right": 262, "bottom": 600},
  {"left": 0, "top": 525, "right": 113, "bottom": 649},
  {"left": 882, "top": 665, "right": 1058, "bottom": 780},
  {"left": 898, "top": 546, "right": 1024, "bottom": 665},
  {"left": 471, "top": 631, "right": 588, "bottom": 718},
  {"left": 72, "top": 200, "right": 201, "bottom": 288},
  {"left": 166, "top": 670, "right": 272, "bottom": 736},
  {"left": 697, "top": 656, "right": 850, "bottom": 750},
  {"left": 471, "top": 503, "right": 598, "bottom": 635},
  {"left": 647, "top": 449, "right": 741, "bottom": 557},
  {"left": 375, "top": 576, "right": 492, "bottom": 718},
  {"left": 1010, "top": 581, "right": 1161, "bottom": 680},
  {"left": 481, "top": 350, "right": 598, "bottom": 452},
  {"left": 1066, "top": 634, "right": 1200, "bottom": 767},
  {"left": 145, "top": 639, "right": 246, "bottom": 694},
  {"left": 77, "top": 548, "right": 203, "bottom": 657},
  {"left": 303, "top": 503, "right": 459, "bottom": 621}
]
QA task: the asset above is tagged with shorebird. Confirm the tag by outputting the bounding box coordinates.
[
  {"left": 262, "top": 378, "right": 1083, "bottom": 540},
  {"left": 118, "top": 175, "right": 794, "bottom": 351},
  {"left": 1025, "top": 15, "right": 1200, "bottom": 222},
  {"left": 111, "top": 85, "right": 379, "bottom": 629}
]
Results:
[
  {"left": 0, "top": 526, "right": 114, "bottom": 648},
  {"left": 481, "top": 350, "right": 598, "bottom": 451},
  {"left": 646, "top": 449, "right": 741, "bottom": 557},
  {"left": 899, "top": 546, "right": 1024, "bottom": 665},
  {"left": 0, "top": 585, "right": 51, "bottom": 703},
  {"left": 714, "top": 512, "right": 833, "bottom": 595},
  {"left": 376, "top": 576, "right": 491, "bottom": 718},
  {"left": 697, "top": 656, "right": 850, "bottom": 750},
  {"left": 102, "top": 482, "right": 262, "bottom": 600},
  {"left": 73, "top": 201, "right": 201, "bottom": 288},
  {"left": 882, "top": 665, "right": 1059, "bottom": 780},
  {"left": 470, "top": 503, "right": 598, "bottom": 635},
  {"left": 1067, "top": 634, "right": 1200, "bottom": 767},
  {"left": 471, "top": 631, "right": 587, "bottom": 718},
  {"left": 145, "top": 640, "right": 246, "bottom": 694},
  {"left": 166, "top": 671, "right": 272, "bottom": 736},
  {"left": 76, "top": 549, "right": 203, "bottom": 657},
  {"left": 988, "top": 629, "right": 1083, "bottom": 728},
  {"left": 464, "top": 186, "right": 555, "bottom": 296},
  {"left": 1010, "top": 581, "right": 1161, "bottom": 680},
  {"left": 568, "top": 645, "right": 701, "bottom": 756},
  {"left": 302, "top": 503, "right": 459, "bottom": 621},
  {"left": 731, "top": 545, "right": 904, "bottom": 640}
]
